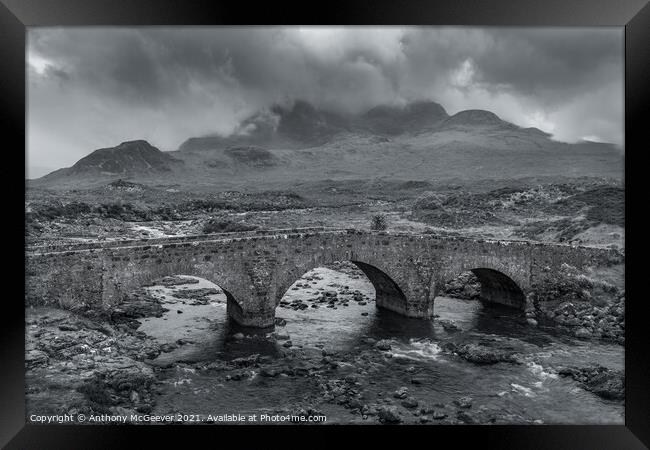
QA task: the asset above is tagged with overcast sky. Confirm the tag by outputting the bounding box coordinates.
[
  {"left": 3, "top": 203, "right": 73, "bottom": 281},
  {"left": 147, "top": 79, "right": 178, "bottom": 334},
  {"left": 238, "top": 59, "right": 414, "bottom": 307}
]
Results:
[{"left": 27, "top": 26, "right": 624, "bottom": 178}]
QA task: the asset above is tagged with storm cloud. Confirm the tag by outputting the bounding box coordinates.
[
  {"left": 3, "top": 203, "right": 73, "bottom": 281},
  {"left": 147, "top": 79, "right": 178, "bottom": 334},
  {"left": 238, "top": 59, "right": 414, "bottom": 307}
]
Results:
[{"left": 27, "top": 26, "right": 624, "bottom": 178}]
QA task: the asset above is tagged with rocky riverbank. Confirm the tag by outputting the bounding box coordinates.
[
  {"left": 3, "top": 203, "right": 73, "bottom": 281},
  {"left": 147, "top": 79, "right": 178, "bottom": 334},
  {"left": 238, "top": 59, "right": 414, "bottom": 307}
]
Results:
[
  {"left": 530, "top": 264, "right": 625, "bottom": 345},
  {"left": 26, "top": 303, "right": 534, "bottom": 425},
  {"left": 557, "top": 366, "right": 624, "bottom": 401},
  {"left": 25, "top": 293, "right": 166, "bottom": 419}
]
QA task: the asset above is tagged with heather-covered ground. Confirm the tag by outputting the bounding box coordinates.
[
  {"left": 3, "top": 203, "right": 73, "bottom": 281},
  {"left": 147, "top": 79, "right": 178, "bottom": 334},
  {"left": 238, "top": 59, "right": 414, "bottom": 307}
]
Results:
[{"left": 26, "top": 176, "right": 623, "bottom": 250}]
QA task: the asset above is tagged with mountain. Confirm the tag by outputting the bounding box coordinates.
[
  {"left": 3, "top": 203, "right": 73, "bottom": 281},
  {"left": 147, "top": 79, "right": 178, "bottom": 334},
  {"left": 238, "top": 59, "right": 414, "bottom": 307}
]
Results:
[
  {"left": 360, "top": 101, "right": 449, "bottom": 135},
  {"left": 36, "top": 140, "right": 183, "bottom": 186},
  {"left": 440, "top": 109, "right": 512, "bottom": 130},
  {"left": 179, "top": 100, "right": 355, "bottom": 151},
  {"left": 31, "top": 100, "right": 624, "bottom": 191},
  {"left": 179, "top": 100, "right": 449, "bottom": 151}
]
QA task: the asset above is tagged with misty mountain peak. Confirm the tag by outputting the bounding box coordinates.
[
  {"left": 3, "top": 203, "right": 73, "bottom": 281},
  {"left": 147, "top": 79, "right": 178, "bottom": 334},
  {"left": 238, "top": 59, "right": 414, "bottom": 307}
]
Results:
[
  {"left": 443, "top": 109, "right": 507, "bottom": 128},
  {"left": 270, "top": 100, "right": 351, "bottom": 145},
  {"left": 403, "top": 100, "right": 448, "bottom": 116},
  {"left": 178, "top": 99, "right": 555, "bottom": 153},
  {"left": 364, "top": 100, "right": 447, "bottom": 117},
  {"left": 271, "top": 99, "right": 319, "bottom": 117},
  {"left": 116, "top": 139, "right": 155, "bottom": 148},
  {"left": 361, "top": 100, "right": 449, "bottom": 135}
]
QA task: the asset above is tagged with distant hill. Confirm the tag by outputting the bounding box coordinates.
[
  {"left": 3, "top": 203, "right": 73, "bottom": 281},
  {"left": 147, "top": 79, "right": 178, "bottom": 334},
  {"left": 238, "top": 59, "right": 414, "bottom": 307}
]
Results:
[
  {"left": 36, "top": 140, "right": 183, "bottom": 186},
  {"left": 31, "top": 100, "right": 624, "bottom": 191}
]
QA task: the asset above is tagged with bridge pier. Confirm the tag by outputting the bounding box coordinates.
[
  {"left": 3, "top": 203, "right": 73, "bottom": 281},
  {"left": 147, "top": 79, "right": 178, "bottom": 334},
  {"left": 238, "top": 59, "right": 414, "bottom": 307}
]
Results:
[{"left": 226, "top": 295, "right": 276, "bottom": 328}]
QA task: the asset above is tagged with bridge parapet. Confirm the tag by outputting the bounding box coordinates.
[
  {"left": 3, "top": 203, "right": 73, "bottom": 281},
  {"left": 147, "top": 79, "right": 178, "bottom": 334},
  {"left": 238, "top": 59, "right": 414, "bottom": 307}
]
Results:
[{"left": 26, "top": 226, "right": 344, "bottom": 253}]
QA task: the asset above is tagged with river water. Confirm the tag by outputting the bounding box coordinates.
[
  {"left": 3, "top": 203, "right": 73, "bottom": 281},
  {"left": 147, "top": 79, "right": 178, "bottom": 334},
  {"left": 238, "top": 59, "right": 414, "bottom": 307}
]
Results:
[{"left": 137, "top": 267, "right": 624, "bottom": 425}]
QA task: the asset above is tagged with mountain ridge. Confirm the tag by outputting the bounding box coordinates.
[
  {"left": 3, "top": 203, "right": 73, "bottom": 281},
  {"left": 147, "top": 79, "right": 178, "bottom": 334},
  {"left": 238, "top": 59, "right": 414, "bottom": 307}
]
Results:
[{"left": 31, "top": 100, "right": 623, "bottom": 190}]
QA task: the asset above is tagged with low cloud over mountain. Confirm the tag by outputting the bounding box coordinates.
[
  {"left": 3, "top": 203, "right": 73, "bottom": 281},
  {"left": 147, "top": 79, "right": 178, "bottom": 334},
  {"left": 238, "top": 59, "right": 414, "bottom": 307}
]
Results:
[
  {"left": 34, "top": 100, "right": 623, "bottom": 190},
  {"left": 27, "top": 27, "right": 623, "bottom": 178}
]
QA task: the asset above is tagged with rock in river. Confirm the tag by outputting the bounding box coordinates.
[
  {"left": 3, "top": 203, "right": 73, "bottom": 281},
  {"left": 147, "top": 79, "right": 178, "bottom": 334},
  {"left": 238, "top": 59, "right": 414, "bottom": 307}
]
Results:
[
  {"left": 558, "top": 366, "right": 624, "bottom": 400},
  {"left": 446, "top": 343, "right": 521, "bottom": 365},
  {"left": 375, "top": 340, "right": 392, "bottom": 351},
  {"left": 438, "top": 320, "right": 460, "bottom": 332}
]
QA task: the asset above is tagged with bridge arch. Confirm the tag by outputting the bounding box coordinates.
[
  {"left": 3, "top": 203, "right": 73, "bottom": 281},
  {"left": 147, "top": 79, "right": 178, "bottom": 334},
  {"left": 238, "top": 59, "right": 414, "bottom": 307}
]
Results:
[
  {"left": 98, "top": 251, "right": 248, "bottom": 317},
  {"left": 274, "top": 259, "right": 410, "bottom": 317},
  {"left": 352, "top": 261, "right": 408, "bottom": 314},
  {"left": 440, "top": 267, "right": 527, "bottom": 310},
  {"left": 471, "top": 267, "right": 527, "bottom": 310}
]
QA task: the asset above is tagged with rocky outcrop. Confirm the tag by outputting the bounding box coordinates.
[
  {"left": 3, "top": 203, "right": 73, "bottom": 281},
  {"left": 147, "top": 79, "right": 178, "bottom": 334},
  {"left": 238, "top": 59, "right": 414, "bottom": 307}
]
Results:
[{"left": 558, "top": 366, "right": 624, "bottom": 400}]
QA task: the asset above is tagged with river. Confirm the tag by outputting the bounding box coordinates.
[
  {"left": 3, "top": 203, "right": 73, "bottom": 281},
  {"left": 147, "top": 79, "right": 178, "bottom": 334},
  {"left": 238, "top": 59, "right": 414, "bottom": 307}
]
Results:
[{"left": 136, "top": 266, "right": 624, "bottom": 425}]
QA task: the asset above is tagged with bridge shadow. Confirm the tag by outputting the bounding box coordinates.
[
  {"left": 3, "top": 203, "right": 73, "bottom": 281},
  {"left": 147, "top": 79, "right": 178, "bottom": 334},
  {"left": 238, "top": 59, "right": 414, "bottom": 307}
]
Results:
[
  {"left": 470, "top": 302, "right": 557, "bottom": 347},
  {"left": 358, "top": 307, "right": 437, "bottom": 342},
  {"left": 213, "top": 319, "right": 282, "bottom": 361},
  {"left": 433, "top": 294, "right": 556, "bottom": 347},
  {"left": 209, "top": 309, "right": 437, "bottom": 360}
]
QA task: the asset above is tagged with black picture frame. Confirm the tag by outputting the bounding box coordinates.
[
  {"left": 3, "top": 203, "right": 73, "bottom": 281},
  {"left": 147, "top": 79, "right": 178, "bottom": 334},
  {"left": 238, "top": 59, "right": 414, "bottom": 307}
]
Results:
[{"left": 2, "top": 0, "right": 648, "bottom": 448}]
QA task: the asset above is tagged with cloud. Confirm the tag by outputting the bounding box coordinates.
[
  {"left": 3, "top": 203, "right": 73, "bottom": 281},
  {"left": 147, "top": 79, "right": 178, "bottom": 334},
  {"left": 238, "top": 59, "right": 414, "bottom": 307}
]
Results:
[{"left": 27, "top": 26, "right": 623, "bottom": 177}]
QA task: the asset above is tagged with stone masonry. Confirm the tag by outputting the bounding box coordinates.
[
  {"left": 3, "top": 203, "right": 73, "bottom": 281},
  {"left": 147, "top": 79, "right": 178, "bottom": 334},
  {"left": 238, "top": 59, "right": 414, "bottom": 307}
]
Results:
[{"left": 25, "top": 228, "right": 624, "bottom": 328}]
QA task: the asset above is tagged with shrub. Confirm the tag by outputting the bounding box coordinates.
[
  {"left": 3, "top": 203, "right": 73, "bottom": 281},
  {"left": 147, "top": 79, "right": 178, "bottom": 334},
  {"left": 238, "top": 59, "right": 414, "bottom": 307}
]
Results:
[
  {"left": 370, "top": 214, "right": 388, "bottom": 231},
  {"left": 32, "top": 201, "right": 92, "bottom": 220}
]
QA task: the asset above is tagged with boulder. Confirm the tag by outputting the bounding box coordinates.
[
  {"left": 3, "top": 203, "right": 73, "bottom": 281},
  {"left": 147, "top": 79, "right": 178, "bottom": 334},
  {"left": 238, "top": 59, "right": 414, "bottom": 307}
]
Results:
[
  {"left": 453, "top": 396, "right": 473, "bottom": 409},
  {"left": 393, "top": 387, "right": 409, "bottom": 399},
  {"left": 377, "top": 406, "right": 402, "bottom": 423},
  {"left": 401, "top": 397, "right": 419, "bottom": 409}
]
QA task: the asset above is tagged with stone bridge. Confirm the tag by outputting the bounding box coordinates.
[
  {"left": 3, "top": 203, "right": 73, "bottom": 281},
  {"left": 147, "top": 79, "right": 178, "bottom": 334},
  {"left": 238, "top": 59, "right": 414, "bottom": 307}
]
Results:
[{"left": 25, "top": 227, "right": 624, "bottom": 328}]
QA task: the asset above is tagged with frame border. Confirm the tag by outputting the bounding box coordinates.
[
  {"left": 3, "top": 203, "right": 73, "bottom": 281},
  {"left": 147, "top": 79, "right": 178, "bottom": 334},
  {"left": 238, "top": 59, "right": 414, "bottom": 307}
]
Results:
[{"left": 2, "top": 0, "right": 648, "bottom": 447}]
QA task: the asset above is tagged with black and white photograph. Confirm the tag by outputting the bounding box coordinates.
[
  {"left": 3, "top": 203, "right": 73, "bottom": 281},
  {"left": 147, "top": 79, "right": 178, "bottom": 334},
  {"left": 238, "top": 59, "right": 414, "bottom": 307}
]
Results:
[{"left": 24, "top": 25, "right": 627, "bottom": 426}]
